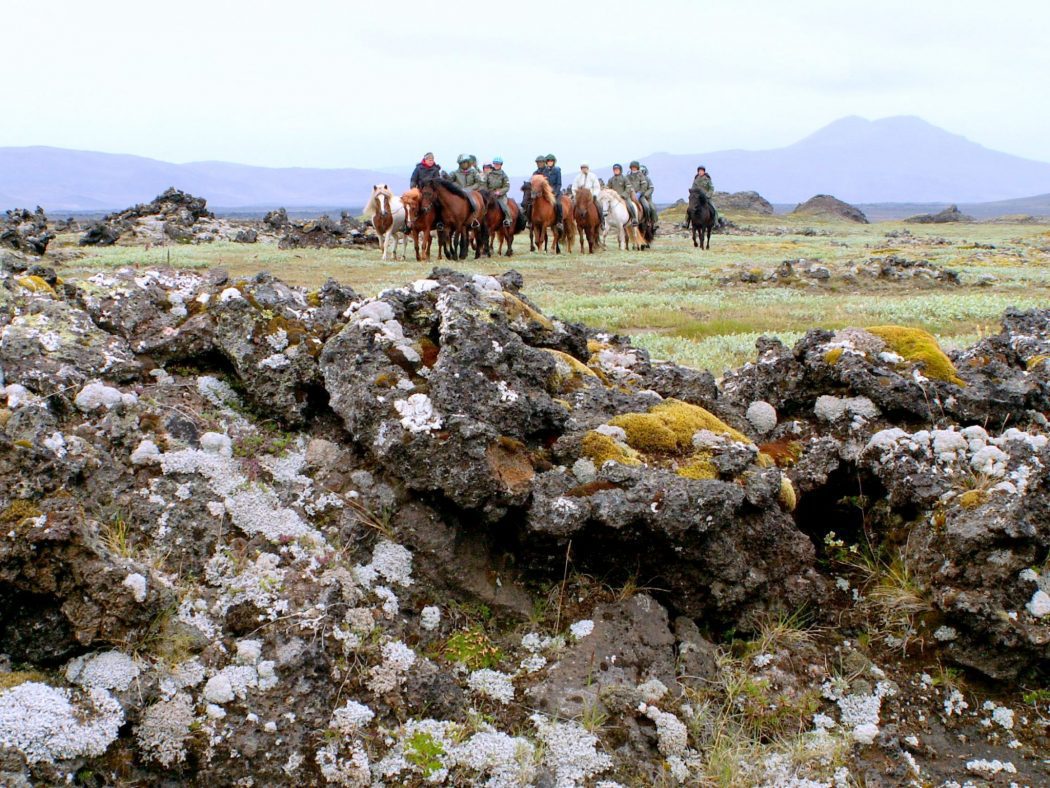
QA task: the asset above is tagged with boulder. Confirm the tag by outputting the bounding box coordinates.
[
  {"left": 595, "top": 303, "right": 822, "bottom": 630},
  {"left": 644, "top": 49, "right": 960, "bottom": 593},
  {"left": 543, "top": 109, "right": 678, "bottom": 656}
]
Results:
[{"left": 791, "top": 194, "right": 869, "bottom": 223}]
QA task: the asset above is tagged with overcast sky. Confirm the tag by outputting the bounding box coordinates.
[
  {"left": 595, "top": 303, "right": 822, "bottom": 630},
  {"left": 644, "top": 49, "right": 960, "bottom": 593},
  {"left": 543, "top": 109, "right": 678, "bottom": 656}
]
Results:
[{"left": 4, "top": 0, "right": 1048, "bottom": 172}]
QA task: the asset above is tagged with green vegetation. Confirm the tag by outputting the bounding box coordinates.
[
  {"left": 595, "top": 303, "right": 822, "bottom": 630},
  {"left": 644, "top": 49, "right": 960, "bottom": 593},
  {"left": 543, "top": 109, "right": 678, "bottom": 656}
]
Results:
[
  {"left": 48, "top": 214, "right": 1050, "bottom": 375},
  {"left": 441, "top": 627, "right": 503, "bottom": 670}
]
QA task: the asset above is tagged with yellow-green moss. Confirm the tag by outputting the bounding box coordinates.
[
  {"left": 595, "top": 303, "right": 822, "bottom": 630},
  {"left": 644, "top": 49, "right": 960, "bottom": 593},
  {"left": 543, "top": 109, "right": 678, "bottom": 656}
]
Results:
[
  {"left": 1026, "top": 355, "right": 1050, "bottom": 371},
  {"left": 677, "top": 452, "right": 717, "bottom": 480},
  {"left": 500, "top": 292, "right": 554, "bottom": 330},
  {"left": 580, "top": 431, "right": 642, "bottom": 467},
  {"left": 959, "top": 489, "right": 987, "bottom": 509},
  {"left": 866, "top": 326, "right": 964, "bottom": 386},
  {"left": 0, "top": 408, "right": 10, "bottom": 428},
  {"left": 305, "top": 291, "right": 322, "bottom": 308},
  {"left": 586, "top": 339, "right": 610, "bottom": 355},
  {"left": 649, "top": 399, "right": 750, "bottom": 447},
  {"left": 1, "top": 499, "right": 42, "bottom": 524},
  {"left": 15, "top": 276, "right": 56, "bottom": 297},
  {"left": 610, "top": 399, "right": 750, "bottom": 456},
  {"left": 756, "top": 452, "right": 775, "bottom": 468},
  {"left": 824, "top": 347, "right": 844, "bottom": 365},
  {"left": 607, "top": 413, "right": 679, "bottom": 453},
  {"left": 778, "top": 477, "right": 797, "bottom": 512},
  {"left": 0, "top": 671, "right": 51, "bottom": 691},
  {"left": 543, "top": 348, "right": 600, "bottom": 394}
]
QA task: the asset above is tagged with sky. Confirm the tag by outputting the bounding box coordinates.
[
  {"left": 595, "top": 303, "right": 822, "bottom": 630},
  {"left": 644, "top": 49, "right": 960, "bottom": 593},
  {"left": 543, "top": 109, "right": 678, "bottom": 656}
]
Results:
[{"left": 3, "top": 0, "right": 1049, "bottom": 173}]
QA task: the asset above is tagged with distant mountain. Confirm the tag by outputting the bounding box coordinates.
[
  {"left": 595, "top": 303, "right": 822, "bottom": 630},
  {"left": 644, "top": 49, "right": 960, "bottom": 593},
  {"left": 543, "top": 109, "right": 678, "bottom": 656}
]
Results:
[
  {"left": 0, "top": 147, "right": 408, "bottom": 212},
  {"left": 629, "top": 116, "right": 1050, "bottom": 204},
  {"left": 3, "top": 117, "right": 1049, "bottom": 211}
]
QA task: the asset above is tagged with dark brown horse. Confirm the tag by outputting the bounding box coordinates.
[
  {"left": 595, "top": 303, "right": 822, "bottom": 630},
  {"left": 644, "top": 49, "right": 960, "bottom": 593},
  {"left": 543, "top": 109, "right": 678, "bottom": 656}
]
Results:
[
  {"left": 687, "top": 188, "right": 716, "bottom": 250},
  {"left": 422, "top": 180, "right": 487, "bottom": 260},
  {"left": 401, "top": 187, "right": 444, "bottom": 261},
  {"left": 483, "top": 197, "right": 525, "bottom": 256},
  {"left": 573, "top": 188, "right": 601, "bottom": 253}
]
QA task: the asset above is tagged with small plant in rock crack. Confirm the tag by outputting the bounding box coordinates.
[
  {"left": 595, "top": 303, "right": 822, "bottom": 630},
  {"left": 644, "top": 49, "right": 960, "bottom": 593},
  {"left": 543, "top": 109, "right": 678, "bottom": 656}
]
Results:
[
  {"left": 441, "top": 626, "right": 503, "bottom": 670},
  {"left": 404, "top": 730, "right": 445, "bottom": 778}
]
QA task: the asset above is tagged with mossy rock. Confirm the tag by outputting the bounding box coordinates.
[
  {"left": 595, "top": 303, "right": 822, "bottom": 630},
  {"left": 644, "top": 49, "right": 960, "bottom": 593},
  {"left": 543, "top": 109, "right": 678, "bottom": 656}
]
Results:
[
  {"left": 610, "top": 399, "right": 750, "bottom": 455},
  {"left": 15, "top": 275, "right": 56, "bottom": 297},
  {"left": 500, "top": 292, "right": 554, "bottom": 330},
  {"left": 542, "top": 348, "right": 601, "bottom": 394},
  {"left": 958, "top": 489, "right": 987, "bottom": 508},
  {"left": 866, "top": 326, "right": 964, "bottom": 386},
  {"left": 1, "top": 499, "right": 42, "bottom": 525},
  {"left": 824, "top": 347, "right": 844, "bottom": 365},
  {"left": 1026, "top": 355, "right": 1050, "bottom": 371},
  {"left": 778, "top": 477, "right": 797, "bottom": 512},
  {"left": 580, "top": 431, "right": 642, "bottom": 467},
  {"left": 677, "top": 452, "right": 717, "bottom": 480},
  {"left": 0, "top": 671, "right": 52, "bottom": 691}
]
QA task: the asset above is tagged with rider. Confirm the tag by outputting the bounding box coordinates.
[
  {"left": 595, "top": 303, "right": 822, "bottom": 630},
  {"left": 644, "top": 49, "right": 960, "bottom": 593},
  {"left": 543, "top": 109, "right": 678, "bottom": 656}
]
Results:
[
  {"left": 627, "top": 161, "right": 654, "bottom": 225},
  {"left": 545, "top": 154, "right": 564, "bottom": 228},
  {"left": 691, "top": 165, "right": 720, "bottom": 225},
  {"left": 451, "top": 154, "right": 482, "bottom": 190},
  {"left": 483, "top": 156, "right": 512, "bottom": 227},
  {"left": 606, "top": 164, "right": 638, "bottom": 225},
  {"left": 410, "top": 152, "right": 443, "bottom": 189},
  {"left": 572, "top": 161, "right": 604, "bottom": 229},
  {"left": 533, "top": 155, "right": 549, "bottom": 178}
]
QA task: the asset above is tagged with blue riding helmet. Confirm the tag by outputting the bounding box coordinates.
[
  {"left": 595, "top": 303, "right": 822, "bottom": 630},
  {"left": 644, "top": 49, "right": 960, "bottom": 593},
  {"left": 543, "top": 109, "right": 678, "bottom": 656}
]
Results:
[{"left": 492, "top": 156, "right": 504, "bottom": 164}]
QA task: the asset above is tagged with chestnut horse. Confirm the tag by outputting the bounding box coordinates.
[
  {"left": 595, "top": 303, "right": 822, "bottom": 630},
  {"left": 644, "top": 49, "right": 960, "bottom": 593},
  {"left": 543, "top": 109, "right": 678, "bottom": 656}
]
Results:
[
  {"left": 364, "top": 184, "right": 407, "bottom": 260},
  {"left": 422, "top": 179, "right": 488, "bottom": 260},
  {"left": 483, "top": 197, "right": 525, "bottom": 256},
  {"left": 526, "top": 174, "right": 575, "bottom": 254},
  {"left": 573, "top": 188, "right": 601, "bottom": 253},
  {"left": 401, "top": 187, "right": 443, "bottom": 261}
]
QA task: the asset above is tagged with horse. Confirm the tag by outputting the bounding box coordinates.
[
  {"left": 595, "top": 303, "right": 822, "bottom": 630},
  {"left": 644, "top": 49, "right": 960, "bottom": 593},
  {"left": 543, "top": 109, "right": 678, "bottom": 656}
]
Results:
[
  {"left": 401, "top": 187, "right": 443, "bottom": 261},
  {"left": 483, "top": 197, "right": 526, "bottom": 257},
  {"left": 597, "top": 189, "right": 642, "bottom": 250},
  {"left": 422, "top": 179, "right": 488, "bottom": 260},
  {"left": 363, "top": 184, "right": 407, "bottom": 260},
  {"left": 573, "top": 188, "right": 601, "bottom": 253},
  {"left": 687, "top": 187, "right": 716, "bottom": 250},
  {"left": 526, "top": 174, "right": 575, "bottom": 254}
]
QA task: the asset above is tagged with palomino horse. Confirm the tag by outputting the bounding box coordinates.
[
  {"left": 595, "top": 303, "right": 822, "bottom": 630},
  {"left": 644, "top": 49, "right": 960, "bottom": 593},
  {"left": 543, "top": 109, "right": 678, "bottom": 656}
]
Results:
[
  {"left": 363, "top": 184, "right": 407, "bottom": 260},
  {"left": 573, "top": 188, "right": 601, "bottom": 254},
  {"left": 401, "top": 187, "right": 443, "bottom": 262},
  {"left": 687, "top": 187, "right": 716, "bottom": 250},
  {"left": 597, "top": 189, "right": 642, "bottom": 250},
  {"left": 526, "top": 174, "right": 575, "bottom": 254},
  {"left": 482, "top": 197, "right": 525, "bottom": 257},
  {"left": 422, "top": 180, "right": 487, "bottom": 260}
]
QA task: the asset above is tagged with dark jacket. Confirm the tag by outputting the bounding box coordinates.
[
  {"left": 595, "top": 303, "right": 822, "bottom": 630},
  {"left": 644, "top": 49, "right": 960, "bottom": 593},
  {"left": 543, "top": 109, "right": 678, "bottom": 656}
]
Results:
[
  {"left": 410, "top": 161, "right": 442, "bottom": 189},
  {"left": 547, "top": 165, "right": 563, "bottom": 195}
]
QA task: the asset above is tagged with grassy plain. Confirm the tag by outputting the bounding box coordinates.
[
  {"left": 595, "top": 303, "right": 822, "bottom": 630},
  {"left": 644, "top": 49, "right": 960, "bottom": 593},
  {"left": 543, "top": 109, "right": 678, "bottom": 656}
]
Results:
[{"left": 49, "top": 212, "right": 1050, "bottom": 376}]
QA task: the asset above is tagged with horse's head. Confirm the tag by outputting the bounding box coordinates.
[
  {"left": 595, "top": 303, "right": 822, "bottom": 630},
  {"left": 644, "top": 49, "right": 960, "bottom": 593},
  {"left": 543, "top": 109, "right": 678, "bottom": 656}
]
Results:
[
  {"left": 419, "top": 183, "right": 438, "bottom": 214},
  {"left": 401, "top": 188, "right": 420, "bottom": 224}
]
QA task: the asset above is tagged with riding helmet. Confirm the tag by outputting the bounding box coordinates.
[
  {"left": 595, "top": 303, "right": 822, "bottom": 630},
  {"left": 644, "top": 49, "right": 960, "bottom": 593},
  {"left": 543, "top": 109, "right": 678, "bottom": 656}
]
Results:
[
  {"left": 612, "top": 163, "right": 622, "bottom": 170},
  {"left": 492, "top": 156, "right": 503, "bottom": 164},
  {"left": 456, "top": 154, "right": 467, "bottom": 164},
  {"left": 629, "top": 160, "right": 640, "bottom": 169},
  {"left": 546, "top": 154, "right": 556, "bottom": 162},
  {"left": 536, "top": 155, "right": 546, "bottom": 162}
]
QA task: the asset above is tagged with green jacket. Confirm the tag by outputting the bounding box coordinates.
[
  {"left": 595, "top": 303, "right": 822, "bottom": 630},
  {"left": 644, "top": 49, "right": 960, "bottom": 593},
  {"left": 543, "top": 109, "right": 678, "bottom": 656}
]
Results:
[
  {"left": 451, "top": 167, "right": 482, "bottom": 190},
  {"left": 692, "top": 173, "right": 713, "bottom": 197},
  {"left": 482, "top": 168, "right": 510, "bottom": 196},
  {"left": 607, "top": 173, "right": 631, "bottom": 198},
  {"left": 627, "top": 170, "right": 653, "bottom": 198}
]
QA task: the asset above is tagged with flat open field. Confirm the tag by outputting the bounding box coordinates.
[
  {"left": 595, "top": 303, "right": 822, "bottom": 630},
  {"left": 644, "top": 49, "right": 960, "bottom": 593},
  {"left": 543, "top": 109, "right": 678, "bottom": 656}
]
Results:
[{"left": 48, "top": 212, "right": 1050, "bottom": 374}]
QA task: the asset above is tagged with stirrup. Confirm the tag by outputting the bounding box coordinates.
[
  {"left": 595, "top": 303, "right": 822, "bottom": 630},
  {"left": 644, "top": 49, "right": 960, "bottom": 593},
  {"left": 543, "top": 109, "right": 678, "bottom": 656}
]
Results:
[{"left": 503, "top": 219, "right": 512, "bottom": 227}]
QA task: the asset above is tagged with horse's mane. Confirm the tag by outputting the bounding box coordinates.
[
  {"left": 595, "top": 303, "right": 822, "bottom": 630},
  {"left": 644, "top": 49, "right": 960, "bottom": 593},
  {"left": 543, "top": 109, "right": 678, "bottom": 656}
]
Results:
[
  {"left": 599, "top": 188, "right": 626, "bottom": 208},
  {"left": 575, "top": 188, "right": 593, "bottom": 205},
  {"left": 401, "top": 188, "right": 421, "bottom": 206},
  {"left": 530, "top": 174, "right": 553, "bottom": 203},
  {"left": 433, "top": 178, "right": 473, "bottom": 202}
]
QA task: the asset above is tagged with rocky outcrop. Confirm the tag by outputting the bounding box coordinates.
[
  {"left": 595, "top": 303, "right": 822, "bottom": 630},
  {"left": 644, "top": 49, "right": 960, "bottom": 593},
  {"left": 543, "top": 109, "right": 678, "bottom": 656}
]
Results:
[
  {"left": 905, "top": 204, "right": 975, "bottom": 223},
  {"left": 0, "top": 208, "right": 53, "bottom": 255},
  {"left": 78, "top": 187, "right": 262, "bottom": 246},
  {"left": 791, "top": 194, "right": 869, "bottom": 223},
  {"left": 2, "top": 258, "right": 1049, "bottom": 785},
  {"left": 278, "top": 213, "right": 373, "bottom": 249},
  {"left": 713, "top": 190, "right": 775, "bottom": 215}
]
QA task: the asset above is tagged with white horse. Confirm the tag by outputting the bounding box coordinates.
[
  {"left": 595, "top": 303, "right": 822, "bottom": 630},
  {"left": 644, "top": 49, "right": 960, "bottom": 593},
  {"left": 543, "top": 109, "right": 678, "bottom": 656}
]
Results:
[
  {"left": 363, "top": 184, "right": 408, "bottom": 260},
  {"left": 597, "top": 189, "right": 641, "bottom": 250}
]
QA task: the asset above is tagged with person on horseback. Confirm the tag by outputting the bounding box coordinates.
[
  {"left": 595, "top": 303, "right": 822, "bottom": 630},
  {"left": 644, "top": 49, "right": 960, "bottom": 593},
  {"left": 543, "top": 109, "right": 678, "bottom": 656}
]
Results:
[
  {"left": 607, "top": 164, "right": 638, "bottom": 225},
  {"left": 691, "top": 166, "right": 721, "bottom": 225},
  {"left": 573, "top": 161, "right": 604, "bottom": 229},
  {"left": 534, "top": 155, "right": 549, "bottom": 178},
  {"left": 627, "top": 161, "right": 654, "bottom": 225},
  {"left": 410, "top": 152, "right": 443, "bottom": 188},
  {"left": 544, "top": 154, "right": 565, "bottom": 228},
  {"left": 483, "top": 156, "right": 512, "bottom": 227},
  {"left": 451, "top": 154, "right": 482, "bottom": 190}
]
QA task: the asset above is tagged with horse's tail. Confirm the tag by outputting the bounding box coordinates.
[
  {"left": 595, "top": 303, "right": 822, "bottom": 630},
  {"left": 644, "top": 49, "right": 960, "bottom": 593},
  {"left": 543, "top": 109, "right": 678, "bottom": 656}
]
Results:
[{"left": 513, "top": 202, "right": 527, "bottom": 234}]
